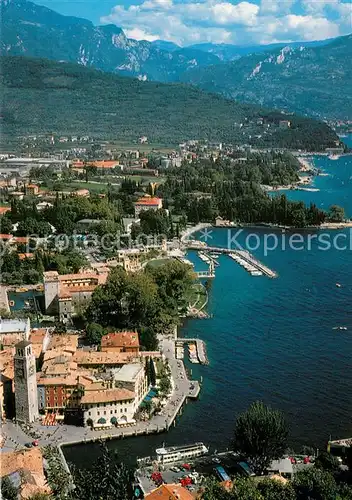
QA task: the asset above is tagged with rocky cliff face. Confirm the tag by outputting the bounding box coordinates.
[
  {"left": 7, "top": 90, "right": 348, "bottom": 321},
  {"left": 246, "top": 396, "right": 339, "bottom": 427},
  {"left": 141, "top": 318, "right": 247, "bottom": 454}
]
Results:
[
  {"left": 180, "top": 34, "right": 352, "bottom": 120},
  {"left": 0, "top": 0, "right": 220, "bottom": 81}
]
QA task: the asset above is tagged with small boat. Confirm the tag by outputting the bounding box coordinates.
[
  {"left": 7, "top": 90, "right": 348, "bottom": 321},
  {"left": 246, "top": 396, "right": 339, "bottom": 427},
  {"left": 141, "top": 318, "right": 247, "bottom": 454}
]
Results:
[
  {"left": 332, "top": 326, "right": 347, "bottom": 331},
  {"left": 9, "top": 300, "right": 15, "bottom": 307},
  {"left": 336, "top": 283, "right": 341, "bottom": 288}
]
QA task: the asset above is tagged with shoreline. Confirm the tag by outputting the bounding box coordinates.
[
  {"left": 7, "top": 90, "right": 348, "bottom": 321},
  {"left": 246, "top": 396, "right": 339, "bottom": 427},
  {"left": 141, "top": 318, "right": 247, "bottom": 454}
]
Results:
[{"left": 183, "top": 221, "right": 352, "bottom": 239}]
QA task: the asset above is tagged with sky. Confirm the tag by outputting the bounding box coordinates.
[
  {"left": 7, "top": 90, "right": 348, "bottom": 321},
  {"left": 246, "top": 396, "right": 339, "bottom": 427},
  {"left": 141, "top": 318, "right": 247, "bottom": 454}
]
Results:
[{"left": 36, "top": 0, "right": 352, "bottom": 46}]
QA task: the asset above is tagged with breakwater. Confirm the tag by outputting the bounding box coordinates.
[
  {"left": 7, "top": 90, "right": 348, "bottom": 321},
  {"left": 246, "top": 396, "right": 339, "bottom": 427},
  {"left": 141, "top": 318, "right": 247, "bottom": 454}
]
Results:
[{"left": 186, "top": 243, "right": 277, "bottom": 278}]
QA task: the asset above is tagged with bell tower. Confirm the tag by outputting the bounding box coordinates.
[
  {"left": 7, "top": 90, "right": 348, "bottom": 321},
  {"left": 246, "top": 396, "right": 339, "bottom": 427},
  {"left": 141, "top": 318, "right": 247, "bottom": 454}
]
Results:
[{"left": 14, "top": 340, "right": 39, "bottom": 423}]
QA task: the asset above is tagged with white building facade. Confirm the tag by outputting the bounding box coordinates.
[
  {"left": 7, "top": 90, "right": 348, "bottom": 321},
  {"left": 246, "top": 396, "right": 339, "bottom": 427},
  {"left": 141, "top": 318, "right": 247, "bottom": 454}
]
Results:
[{"left": 81, "top": 388, "right": 136, "bottom": 427}]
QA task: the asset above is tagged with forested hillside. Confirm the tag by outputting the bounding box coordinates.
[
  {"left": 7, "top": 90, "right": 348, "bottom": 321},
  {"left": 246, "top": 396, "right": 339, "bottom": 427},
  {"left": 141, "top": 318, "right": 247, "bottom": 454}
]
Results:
[{"left": 1, "top": 56, "right": 340, "bottom": 150}]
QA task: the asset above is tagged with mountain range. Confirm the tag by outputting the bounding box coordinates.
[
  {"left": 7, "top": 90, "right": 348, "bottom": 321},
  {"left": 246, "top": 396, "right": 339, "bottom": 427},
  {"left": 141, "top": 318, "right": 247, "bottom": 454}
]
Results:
[
  {"left": 181, "top": 34, "right": 352, "bottom": 120},
  {"left": 183, "top": 38, "right": 337, "bottom": 62},
  {"left": 1, "top": 56, "right": 340, "bottom": 150},
  {"left": 0, "top": 0, "right": 220, "bottom": 82},
  {"left": 1, "top": 0, "right": 351, "bottom": 120}
]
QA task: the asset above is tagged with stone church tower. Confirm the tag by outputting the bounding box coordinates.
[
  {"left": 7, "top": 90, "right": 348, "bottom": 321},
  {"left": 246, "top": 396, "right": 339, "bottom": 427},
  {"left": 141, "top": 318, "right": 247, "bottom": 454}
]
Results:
[{"left": 14, "top": 340, "right": 39, "bottom": 423}]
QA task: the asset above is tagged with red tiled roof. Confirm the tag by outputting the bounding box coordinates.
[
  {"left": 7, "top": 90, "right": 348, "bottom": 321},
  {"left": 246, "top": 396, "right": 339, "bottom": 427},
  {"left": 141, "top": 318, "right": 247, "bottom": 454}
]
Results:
[
  {"left": 18, "top": 253, "right": 34, "bottom": 260},
  {"left": 81, "top": 388, "right": 135, "bottom": 404},
  {"left": 101, "top": 332, "right": 140, "bottom": 349},
  {"left": 135, "top": 197, "right": 162, "bottom": 206},
  {"left": 0, "top": 207, "right": 11, "bottom": 215},
  {"left": 89, "top": 160, "right": 119, "bottom": 168},
  {"left": 145, "top": 484, "right": 194, "bottom": 499},
  {"left": 12, "top": 237, "right": 30, "bottom": 244},
  {"left": 73, "top": 351, "right": 134, "bottom": 365}
]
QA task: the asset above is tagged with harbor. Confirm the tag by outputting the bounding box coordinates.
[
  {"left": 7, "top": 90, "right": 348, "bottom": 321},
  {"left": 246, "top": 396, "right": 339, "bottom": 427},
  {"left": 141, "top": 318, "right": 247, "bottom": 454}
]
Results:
[
  {"left": 186, "top": 243, "right": 278, "bottom": 278},
  {"left": 176, "top": 338, "right": 209, "bottom": 365}
]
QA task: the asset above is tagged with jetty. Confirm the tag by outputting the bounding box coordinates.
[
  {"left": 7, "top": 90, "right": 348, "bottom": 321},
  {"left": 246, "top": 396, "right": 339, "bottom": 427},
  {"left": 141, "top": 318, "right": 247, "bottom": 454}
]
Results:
[
  {"left": 185, "top": 243, "right": 277, "bottom": 278},
  {"left": 177, "top": 338, "right": 209, "bottom": 365}
]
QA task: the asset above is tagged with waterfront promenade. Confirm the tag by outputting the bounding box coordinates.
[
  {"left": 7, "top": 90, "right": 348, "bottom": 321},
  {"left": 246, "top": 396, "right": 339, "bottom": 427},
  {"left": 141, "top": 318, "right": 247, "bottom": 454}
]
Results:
[
  {"left": 1, "top": 335, "right": 200, "bottom": 453},
  {"left": 0, "top": 285, "right": 10, "bottom": 312}
]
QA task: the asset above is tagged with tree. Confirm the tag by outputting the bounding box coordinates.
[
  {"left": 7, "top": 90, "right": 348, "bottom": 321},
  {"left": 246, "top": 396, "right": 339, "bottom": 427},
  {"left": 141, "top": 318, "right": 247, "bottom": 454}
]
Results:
[
  {"left": 29, "top": 494, "right": 52, "bottom": 500},
  {"left": 43, "top": 445, "right": 71, "bottom": 499},
  {"left": 0, "top": 476, "right": 18, "bottom": 500},
  {"left": 233, "top": 401, "right": 289, "bottom": 474},
  {"left": 149, "top": 358, "right": 156, "bottom": 386},
  {"left": 85, "top": 323, "right": 106, "bottom": 345},
  {"left": 315, "top": 452, "right": 340, "bottom": 473},
  {"left": 53, "top": 322, "right": 67, "bottom": 335},
  {"left": 231, "top": 478, "right": 264, "bottom": 500},
  {"left": 328, "top": 205, "right": 345, "bottom": 222},
  {"left": 202, "top": 478, "right": 234, "bottom": 500},
  {"left": 257, "top": 478, "right": 296, "bottom": 500},
  {"left": 0, "top": 215, "right": 13, "bottom": 234},
  {"left": 293, "top": 467, "right": 338, "bottom": 500},
  {"left": 70, "top": 444, "right": 133, "bottom": 500}
]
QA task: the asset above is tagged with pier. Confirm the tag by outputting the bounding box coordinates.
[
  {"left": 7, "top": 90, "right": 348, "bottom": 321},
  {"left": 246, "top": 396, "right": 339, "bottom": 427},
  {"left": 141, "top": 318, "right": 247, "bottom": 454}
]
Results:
[
  {"left": 177, "top": 338, "right": 209, "bottom": 365},
  {"left": 186, "top": 243, "right": 277, "bottom": 278},
  {"left": 195, "top": 269, "right": 215, "bottom": 278}
]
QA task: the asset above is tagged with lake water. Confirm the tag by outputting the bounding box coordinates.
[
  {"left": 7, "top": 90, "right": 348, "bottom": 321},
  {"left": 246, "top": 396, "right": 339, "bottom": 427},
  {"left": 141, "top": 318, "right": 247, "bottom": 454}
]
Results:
[{"left": 64, "top": 136, "right": 352, "bottom": 468}]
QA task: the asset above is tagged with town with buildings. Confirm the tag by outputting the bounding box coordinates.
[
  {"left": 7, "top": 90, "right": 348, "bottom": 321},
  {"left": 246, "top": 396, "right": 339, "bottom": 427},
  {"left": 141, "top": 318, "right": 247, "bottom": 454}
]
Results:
[{"left": 0, "top": 134, "right": 351, "bottom": 499}]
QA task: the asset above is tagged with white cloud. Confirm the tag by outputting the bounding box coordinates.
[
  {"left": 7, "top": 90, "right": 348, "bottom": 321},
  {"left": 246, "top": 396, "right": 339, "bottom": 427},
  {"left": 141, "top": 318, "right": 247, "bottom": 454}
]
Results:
[
  {"left": 142, "top": 0, "right": 173, "bottom": 11},
  {"left": 283, "top": 14, "right": 340, "bottom": 39},
  {"left": 260, "top": 0, "right": 296, "bottom": 15},
  {"left": 100, "top": 0, "right": 349, "bottom": 46},
  {"left": 301, "top": 0, "right": 338, "bottom": 14},
  {"left": 124, "top": 27, "right": 160, "bottom": 41},
  {"left": 210, "top": 2, "right": 259, "bottom": 25}
]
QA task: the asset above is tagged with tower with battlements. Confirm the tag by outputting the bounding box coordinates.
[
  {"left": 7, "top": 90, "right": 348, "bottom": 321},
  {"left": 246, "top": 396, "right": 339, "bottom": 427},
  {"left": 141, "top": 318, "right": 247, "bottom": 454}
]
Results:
[{"left": 14, "top": 340, "right": 39, "bottom": 423}]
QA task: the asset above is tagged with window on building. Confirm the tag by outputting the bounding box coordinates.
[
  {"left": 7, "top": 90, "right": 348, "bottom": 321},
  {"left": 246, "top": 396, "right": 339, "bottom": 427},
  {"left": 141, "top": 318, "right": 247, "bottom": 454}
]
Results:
[
  {"left": 88, "top": 411, "right": 91, "bottom": 416},
  {"left": 97, "top": 411, "right": 100, "bottom": 416},
  {"left": 104, "top": 411, "right": 106, "bottom": 415}
]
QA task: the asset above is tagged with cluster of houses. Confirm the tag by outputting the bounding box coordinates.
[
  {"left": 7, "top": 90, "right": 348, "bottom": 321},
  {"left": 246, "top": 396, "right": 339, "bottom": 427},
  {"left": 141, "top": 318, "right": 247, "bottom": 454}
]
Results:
[{"left": 0, "top": 318, "right": 163, "bottom": 430}]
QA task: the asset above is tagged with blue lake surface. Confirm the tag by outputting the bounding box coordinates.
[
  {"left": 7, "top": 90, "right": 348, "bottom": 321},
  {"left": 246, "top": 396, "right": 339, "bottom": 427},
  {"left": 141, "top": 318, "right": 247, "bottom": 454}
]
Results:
[
  {"left": 64, "top": 136, "right": 352, "bottom": 467},
  {"left": 273, "top": 152, "right": 352, "bottom": 216}
]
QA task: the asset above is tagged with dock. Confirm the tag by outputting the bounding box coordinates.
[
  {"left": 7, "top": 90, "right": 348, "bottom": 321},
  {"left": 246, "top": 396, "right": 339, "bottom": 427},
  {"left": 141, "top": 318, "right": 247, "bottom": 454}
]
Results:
[
  {"left": 186, "top": 243, "right": 277, "bottom": 278},
  {"left": 177, "top": 338, "right": 209, "bottom": 365}
]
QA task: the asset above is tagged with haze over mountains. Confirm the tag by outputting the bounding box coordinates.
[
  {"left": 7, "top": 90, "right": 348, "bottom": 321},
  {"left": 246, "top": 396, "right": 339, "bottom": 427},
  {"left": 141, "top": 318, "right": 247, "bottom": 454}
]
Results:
[{"left": 1, "top": 0, "right": 351, "bottom": 120}]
